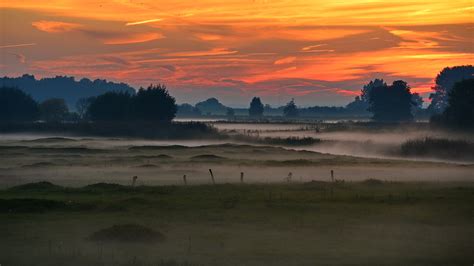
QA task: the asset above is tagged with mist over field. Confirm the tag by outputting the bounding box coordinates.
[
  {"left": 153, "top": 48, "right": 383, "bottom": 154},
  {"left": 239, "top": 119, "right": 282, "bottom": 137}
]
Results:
[{"left": 1, "top": 0, "right": 474, "bottom": 264}]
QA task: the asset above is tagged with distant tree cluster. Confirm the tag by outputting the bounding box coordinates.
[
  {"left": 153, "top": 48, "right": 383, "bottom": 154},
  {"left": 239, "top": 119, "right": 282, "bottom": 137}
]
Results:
[
  {"left": 0, "top": 84, "right": 177, "bottom": 123},
  {"left": 0, "top": 74, "right": 135, "bottom": 107},
  {"left": 87, "top": 84, "right": 177, "bottom": 122},
  {"left": 368, "top": 80, "right": 415, "bottom": 122}
]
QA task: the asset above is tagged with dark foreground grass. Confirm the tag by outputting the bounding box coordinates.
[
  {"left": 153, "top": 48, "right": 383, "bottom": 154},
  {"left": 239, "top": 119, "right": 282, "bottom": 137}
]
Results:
[{"left": 0, "top": 181, "right": 473, "bottom": 266}]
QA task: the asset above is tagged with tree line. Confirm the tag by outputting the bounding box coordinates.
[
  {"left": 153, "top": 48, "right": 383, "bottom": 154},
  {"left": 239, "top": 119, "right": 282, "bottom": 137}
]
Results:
[
  {"left": 0, "top": 65, "right": 472, "bottom": 127},
  {"left": 0, "top": 84, "right": 177, "bottom": 123}
]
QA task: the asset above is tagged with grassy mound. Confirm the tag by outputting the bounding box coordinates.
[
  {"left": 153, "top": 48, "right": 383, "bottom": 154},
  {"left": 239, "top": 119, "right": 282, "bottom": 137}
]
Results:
[
  {"left": 191, "top": 154, "right": 227, "bottom": 160},
  {"left": 82, "top": 183, "right": 128, "bottom": 191},
  {"left": 9, "top": 181, "right": 63, "bottom": 191},
  {"left": 88, "top": 224, "right": 165, "bottom": 243},
  {"left": 23, "top": 137, "right": 77, "bottom": 143}
]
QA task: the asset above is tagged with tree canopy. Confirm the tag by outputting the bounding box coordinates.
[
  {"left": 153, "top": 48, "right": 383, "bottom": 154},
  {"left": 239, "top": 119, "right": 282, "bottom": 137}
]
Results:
[
  {"left": 40, "top": 98, "right": 69, "bottom": 122},
  {"left": 87, "top": 84, "right": 177, "bottom": 122},
  {"left": 133, "top": 84, "right": 177, "bottom": 122},
  {"left": 283, "top": 99, "right": 299, "bottom": 118},
  {"left": 441, "top": 79, "right": 474, "bottom": 128},
  {"left": 429, "top": 65, "right": 474, "bottom": 113},
  {"left": 368, "top": 80, "right": 414, "bottom": 122},
  {"left": 249, "top": 97, "right": 264, "bottom": 117},
  {"left": 0, "top": 87, "right": 40, "bottom": 122},
  {"left": 87, "top": 92, "right": 132, "bottom": 121}
]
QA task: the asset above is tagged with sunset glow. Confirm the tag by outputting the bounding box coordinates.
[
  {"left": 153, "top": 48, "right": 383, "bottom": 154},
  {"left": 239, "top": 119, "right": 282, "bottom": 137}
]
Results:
[{"left": 1, "top": 0, "right": 473, "bottom": 105}]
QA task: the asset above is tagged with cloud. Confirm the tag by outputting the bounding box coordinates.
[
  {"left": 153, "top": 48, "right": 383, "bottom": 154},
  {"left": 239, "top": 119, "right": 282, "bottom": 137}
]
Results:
[
  {"left": 102, "top": 32, "right": 164, "bottom": 45},
  {"left": 32, "top": 20, "right": 82, "bottom": 33},
  {"left": 0, "top": 43, "right": 36, "bottom": 49},
  {"left": 99, "top": 56, "right": 131, "bottom": 66},
  {"left": 274, "top": 56, "right": 296, "bottom": 65},
  {"left": 195, "top": 34, "right": 223, "bottom": 41},
  {"left": 164, "top": 48, "right": 238, "bottom": 57},
  {"left": 126, "top": 18, "right": 163, "bottom": 26},
  {"left": 8, "top": 53, "right": 26, "bottom": 63}
]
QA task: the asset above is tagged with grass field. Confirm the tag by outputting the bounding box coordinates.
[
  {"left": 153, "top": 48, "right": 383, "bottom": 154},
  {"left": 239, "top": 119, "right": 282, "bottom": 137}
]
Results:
[
  {"left": 1, "top": 181, "right": 473, "bottom": 266},
  {"left": 0, "top": 135, "right": 473, "bottom": 265}
]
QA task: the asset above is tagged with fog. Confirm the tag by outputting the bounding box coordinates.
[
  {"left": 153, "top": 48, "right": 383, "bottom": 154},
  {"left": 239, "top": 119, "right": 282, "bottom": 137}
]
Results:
[{"left": 0, "top": 129, "right": 473, "bottom": 187}]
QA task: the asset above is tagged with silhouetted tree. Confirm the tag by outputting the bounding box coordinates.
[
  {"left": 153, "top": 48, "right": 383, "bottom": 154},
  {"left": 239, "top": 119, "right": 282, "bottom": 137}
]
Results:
[
  {"left": 88, "top": 92, "right": 132, "bottom": 121},
  {"left": 76, "top": 97, "right": 95, "bottom": 119},
  {"left": 40, "top": 98, "right": 69, "bottom": 122},
  {"left": 249, "top": 97, "right": 264, "bottom": 117},
  {"left": 441, "top": 79, "right": 474, "bottom": 128},
  {"left": 0, "top": 87, "right": 39, "bottom": 122},
  {"left": 368, "top": 80, "right": 414, "bottom": 122},
  {"left": 283, "top": 98, "right": 299, "bottom": 118},
  {"left": 346, "top": 79, "right": 386, "bottom": 113},
  {"left": 429, "top": 65, "right": 474, "bottom": 113},
  {"left": 132, "top": 84, "right": 177, "bottom": 122},
  {"left": 361, "top": 79, "right": 386, "bottom": 103},
  {"left": 411, "top": 93, "right": 423, "bottom": 110}
]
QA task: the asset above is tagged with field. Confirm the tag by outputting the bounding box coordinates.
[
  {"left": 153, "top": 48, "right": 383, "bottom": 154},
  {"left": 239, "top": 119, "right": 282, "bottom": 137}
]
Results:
[
  {"left": 0, "top": 124, "right": 473, "bottom": 265},
  {"left": 1, "top": 181, "right": 473, "bottom": 266}
]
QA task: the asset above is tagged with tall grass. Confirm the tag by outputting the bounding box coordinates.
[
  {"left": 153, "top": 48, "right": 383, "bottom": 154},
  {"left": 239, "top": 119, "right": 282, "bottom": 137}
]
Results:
[{"left": 400, "top": 137, "right": 474, "bottom": 160}]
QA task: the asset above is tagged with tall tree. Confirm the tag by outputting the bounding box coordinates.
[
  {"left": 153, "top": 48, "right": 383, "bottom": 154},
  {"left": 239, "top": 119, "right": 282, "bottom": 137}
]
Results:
[
  {"left": 361, "top": 79, "right": 386, "bottom": 103},
  {"left": 346, "top": 79, "right": 386, "bottom": 113},
  {"left": 442, "top": 79, "right": 474, "bottom": 128},
  {"left": 368, "top": 80, "right": 414, "bottom": 122},
  {"left": 132, "top": 84, "right": 177, "bottom": 122},
  {"left": 429, "top": 65, "right": 474, "bottom": 113},
  {"left": 0, "top": 87, "right": 39, "bottom": 122},
  {"left": 40, "top": 98, "right": 69, "bottom": 122},
  {"left": 88, "top": 92, "right": 132, "bottom": 121},
  {"left": 249, "top": 97, "right": 264, "bottom": 117},
  {"left": 283, "top": 98, "right": 299, "bottom": 118}
]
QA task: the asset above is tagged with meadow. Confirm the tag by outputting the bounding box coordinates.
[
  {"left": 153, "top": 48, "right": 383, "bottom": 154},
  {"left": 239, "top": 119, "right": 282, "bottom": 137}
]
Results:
[
  {"left": 1, "top": 180, "right": 473, "bottom": 266},
  {"left": 0, "top": 123, "right": 473, "bottom": 265}
]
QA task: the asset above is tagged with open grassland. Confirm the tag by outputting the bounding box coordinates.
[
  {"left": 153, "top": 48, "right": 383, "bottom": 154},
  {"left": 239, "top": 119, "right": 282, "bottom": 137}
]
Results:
[
  {"left": 0, "top": 136, "right": 473, "bottom": 187},
  {"left": 0, "top": 181, "right": 473, "bottom": 266}
]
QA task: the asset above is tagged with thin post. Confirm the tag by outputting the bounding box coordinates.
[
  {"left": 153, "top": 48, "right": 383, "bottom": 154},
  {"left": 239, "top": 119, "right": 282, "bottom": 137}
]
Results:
[
  {"left": 209, "top": 169, "right": 215, "bottom": 185},
  {"left": 183, "top": 175, "right": 187, "bottom": 185},
  {"left": 330, "top": 170, "right": 334, "bottom": 182},
  {"left": 240, "top": 172, "right": 244, "bottom": 183}
]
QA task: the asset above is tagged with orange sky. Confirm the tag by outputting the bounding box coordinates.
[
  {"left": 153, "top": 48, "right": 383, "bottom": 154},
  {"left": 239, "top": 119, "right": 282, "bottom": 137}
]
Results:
[{"left": 1, "top": 1, "right": 473, "bottom": 106}]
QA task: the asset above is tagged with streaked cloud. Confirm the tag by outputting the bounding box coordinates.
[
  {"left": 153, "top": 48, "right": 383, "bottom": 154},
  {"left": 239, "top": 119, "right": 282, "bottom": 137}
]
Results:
[
  {"left": 0, "top": 2, "right": 473, "bottom": 105},
  {"left": 103, "top": 32, "right": 164, "bottom": 45},
  {"left": 0, "top": 43, "right": 36, "bottom": 49},
  {"left": 274, "top": 57, "right": 296, "bottom": 65},
  {"left": 126, "top": 19, "right": 163, "bottom": 26},
  {"left": 32, "top": 20, "right": 82, "bottom": 33}
]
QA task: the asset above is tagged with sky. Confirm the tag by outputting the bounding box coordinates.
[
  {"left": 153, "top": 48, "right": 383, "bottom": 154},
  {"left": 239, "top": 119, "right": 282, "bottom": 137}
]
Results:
[{"left": 0, "top": 1, "right": 473, "bottom": 107}]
